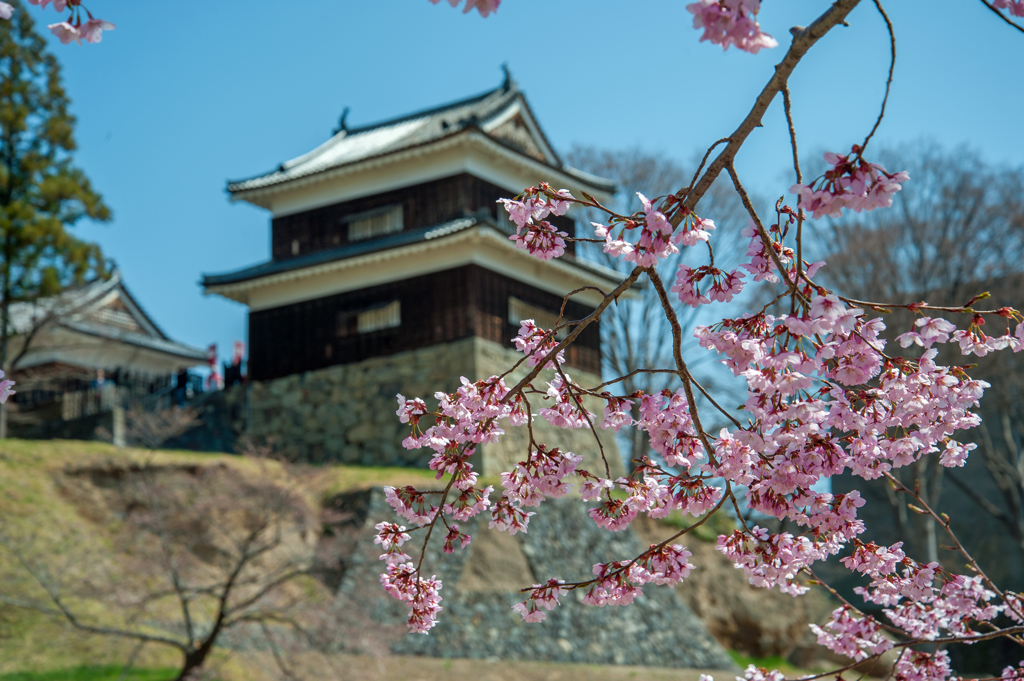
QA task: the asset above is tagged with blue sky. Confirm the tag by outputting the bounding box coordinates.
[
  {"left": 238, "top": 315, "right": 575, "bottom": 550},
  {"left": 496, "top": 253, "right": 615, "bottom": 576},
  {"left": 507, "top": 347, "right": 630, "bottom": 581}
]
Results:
[{"left": 32, "top": 0, "right": 1024, "bottom": 366}]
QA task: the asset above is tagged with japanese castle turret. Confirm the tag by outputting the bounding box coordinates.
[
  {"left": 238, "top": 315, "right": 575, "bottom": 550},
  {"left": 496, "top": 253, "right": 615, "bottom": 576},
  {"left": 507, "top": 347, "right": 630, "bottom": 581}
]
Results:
[{"left": 203, "top": 75, "right": 625, "bottom": 474}]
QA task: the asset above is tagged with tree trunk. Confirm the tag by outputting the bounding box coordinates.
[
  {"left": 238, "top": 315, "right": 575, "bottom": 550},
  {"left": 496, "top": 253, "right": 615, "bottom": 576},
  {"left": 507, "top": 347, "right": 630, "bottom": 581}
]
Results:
[{"left": 173, "top": 637, "right": 217, "bottom": 681}]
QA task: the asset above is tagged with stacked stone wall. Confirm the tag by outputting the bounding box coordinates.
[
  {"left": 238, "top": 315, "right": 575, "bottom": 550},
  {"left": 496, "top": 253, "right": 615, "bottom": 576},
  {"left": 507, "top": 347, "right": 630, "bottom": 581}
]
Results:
[
  {"left": 242, "top": 337, "right": 623, "bottom": 477},
  {"left": 334, "top": 488, "right": 734, "bottom": 668}
]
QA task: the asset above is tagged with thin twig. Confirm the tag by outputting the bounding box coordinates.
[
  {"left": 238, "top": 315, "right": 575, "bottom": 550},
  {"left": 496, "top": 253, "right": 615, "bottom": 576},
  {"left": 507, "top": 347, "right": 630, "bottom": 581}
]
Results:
[
  {"left": 781, "top": 84, "right": 806, "bottom": 284},
  {"left": 860, "top": 0, "right": 896, "bottom": 154}
]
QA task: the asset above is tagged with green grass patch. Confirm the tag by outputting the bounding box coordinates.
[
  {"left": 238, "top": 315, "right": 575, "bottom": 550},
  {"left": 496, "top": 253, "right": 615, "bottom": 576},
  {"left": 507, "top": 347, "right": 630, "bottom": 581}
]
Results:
[{"left": 0, "top": 666, "right": 180, "bottom": 681}]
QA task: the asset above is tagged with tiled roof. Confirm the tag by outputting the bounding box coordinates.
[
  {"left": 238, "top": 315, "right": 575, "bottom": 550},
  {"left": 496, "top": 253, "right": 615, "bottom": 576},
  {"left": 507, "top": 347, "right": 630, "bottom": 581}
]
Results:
[
  {"left": 60, "top": 320, "right": 208, "bottom": 361},
  {"left": 201, "top": 215, "right": 628, "bottom": 291},
  {"left": 7, "top": 270, "right": 206, "bottom": 362},
  {"left": 226, "top": 77, "right": 614, "bottom": 196},
  {"left": 202, "top": 216, "right": 482, "bottom": 288}
]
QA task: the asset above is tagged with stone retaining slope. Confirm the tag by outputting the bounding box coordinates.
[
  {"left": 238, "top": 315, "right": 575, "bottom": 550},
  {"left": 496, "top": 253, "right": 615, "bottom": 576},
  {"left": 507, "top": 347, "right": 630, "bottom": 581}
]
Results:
[{"left": 334, "top": 488, "right": 735, "bottom": 669}]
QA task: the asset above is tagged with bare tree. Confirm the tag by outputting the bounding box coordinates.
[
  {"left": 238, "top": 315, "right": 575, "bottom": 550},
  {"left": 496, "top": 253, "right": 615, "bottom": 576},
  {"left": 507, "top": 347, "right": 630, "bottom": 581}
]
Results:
[
  {"left": 813, "top": 141, "right": 1024, "bottom": 565},
  {"left": 123, "top": 404, "right": 202, "bottom": 450},
  {"left": 566, "top": 145, "right": 751, "bottom": 469},
  {"left": 0, "top": 460, "right": 329, "bottom": 681}
]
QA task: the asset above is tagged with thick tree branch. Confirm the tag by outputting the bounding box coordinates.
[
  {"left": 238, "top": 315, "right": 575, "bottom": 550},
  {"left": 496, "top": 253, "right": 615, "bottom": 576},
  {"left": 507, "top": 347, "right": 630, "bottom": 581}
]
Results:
[{"left": 676, "top": 0, "right": 863, "bottom": 217}]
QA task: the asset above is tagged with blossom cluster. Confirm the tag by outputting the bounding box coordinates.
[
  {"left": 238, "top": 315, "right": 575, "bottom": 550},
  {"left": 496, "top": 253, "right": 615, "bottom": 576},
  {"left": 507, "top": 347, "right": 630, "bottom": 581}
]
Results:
[
  {"left": 994, "top": 0, "right": 1024, "bottom": 17},
  {"left": 499, "top": 186, "right": 573, "bottom": 261},
  {"left": 672, "top": 264, "right": 745, "bottom": 307},
  {"left": 383, "top": 216, "right": 1023, "bottom": 653},
  {"left": 514, "top": 543, "right": 695, "bottom": 621},
  {"left": 379, "top": 562, "right": 444, "bottom": 634},
  {"left": 792, "top": 147, "right": 910, "bottom": 219},
  {"left": 686, "top": 0, "right": 778, "bottom": 54},
  {"left": 513, "top": 319, "right": 566, "bottom": 369},
  {"left": 4, "top": 0, "right": 116, "bottom": 43},
  {"left": 593, "top": 194, "right": 716, "bottom": 269}
]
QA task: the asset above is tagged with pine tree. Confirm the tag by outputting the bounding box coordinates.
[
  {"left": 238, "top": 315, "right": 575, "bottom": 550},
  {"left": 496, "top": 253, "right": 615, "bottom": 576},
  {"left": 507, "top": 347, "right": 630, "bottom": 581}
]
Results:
[{"left": 0, "top": 0, "right": 111, "bottom": 382}]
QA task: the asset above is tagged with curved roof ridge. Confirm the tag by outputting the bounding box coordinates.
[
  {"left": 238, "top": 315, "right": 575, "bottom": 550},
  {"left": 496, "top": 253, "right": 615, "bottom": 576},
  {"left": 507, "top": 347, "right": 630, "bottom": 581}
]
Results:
[
  {"left": 345, "top": 81, "right": 512, "bottom": 137},
  {"left": 229, "top": 81, "right": 515, "bottom": 188}
]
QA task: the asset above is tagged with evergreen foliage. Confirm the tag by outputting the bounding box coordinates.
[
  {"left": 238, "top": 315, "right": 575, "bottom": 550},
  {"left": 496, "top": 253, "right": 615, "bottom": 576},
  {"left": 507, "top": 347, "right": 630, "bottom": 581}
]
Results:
[{"left": 0, "top": 0, "right": 111, "bottom": 368}]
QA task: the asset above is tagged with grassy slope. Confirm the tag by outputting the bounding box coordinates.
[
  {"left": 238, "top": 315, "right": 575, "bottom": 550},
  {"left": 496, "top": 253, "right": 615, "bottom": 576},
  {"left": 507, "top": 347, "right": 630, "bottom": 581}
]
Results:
[
  {"left": 0, "top": 439, "right": 437, "bottom": 679},
  {"left": 0, "top": 439, "right": 811, "bottom": 681}
]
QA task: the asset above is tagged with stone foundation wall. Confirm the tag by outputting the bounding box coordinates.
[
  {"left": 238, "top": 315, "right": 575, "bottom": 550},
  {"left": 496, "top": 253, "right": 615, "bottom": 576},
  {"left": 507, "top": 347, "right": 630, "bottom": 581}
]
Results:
[
  {"left": 334, "top": 488, "right": 734, "bottom": 668},
  {"left": 472, "top": 338, "right": 623, "bottom": 478},
  {"left": 243, "top": 337, "right": 623, "bottom": 477}
]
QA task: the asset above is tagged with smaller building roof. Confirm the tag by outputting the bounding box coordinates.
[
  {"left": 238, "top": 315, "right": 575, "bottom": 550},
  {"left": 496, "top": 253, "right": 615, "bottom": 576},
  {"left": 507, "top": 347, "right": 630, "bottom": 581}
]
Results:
[
  {"left": 8, "top": 270, "right": 207, "bottom": 364},
  {"left": 227, "top": 75, "right": 615, "bottom": 199}
]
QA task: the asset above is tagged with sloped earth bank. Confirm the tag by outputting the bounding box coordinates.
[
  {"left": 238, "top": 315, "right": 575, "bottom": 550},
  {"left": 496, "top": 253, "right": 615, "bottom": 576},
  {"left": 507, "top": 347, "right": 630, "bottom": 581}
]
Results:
[
  {"left": 330, "top": 488, "right": 736, "bottom": 668},
  {"left": 0, "top": 442, "right": 838, "bottom": 677}
]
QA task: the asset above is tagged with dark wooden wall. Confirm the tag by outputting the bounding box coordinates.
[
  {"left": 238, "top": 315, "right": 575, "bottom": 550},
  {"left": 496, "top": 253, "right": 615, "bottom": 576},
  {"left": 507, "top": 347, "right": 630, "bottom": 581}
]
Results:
[
  {"left": 270, "top": 173, "right": 575, "bottom": 261},
  {"left": 248, "top": 265, "right": 600, "bottom": 381}
]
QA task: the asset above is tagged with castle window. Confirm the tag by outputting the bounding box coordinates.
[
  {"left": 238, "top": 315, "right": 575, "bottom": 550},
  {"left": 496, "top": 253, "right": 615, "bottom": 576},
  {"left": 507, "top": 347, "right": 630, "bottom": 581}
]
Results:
[
  {"left": 508, "top": 296, "right": 567, "bottom": 339},
  {"left": 337, "top": 300, "right": 402, "bottom": 338},
  {"left": 335, "top": 301, "right": 399, "bottom": 337},
  {"left": 346, "top": 205, "right": 403, "bottom": 242},
  {"left": 358, "top": 300, "right": 401, "bottom": 333}
]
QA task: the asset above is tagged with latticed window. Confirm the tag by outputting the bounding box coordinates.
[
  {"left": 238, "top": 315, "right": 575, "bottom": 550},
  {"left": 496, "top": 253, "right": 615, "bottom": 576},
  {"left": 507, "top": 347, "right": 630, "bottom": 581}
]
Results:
[
  {"left": 507, "top": 296, "right": 567, "bottom": 339},
  {"left": 357, "top": 300, "right": 401, "bottom": 334},
  {"left": 346, "top": 205, "right": 403, "bottom": 241}
]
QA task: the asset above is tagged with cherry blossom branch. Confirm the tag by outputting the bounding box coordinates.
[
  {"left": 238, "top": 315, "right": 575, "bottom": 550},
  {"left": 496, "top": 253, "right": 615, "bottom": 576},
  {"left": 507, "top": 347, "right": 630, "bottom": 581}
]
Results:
[
  {"left": 676, "top": 0, "right": 863, "bottom": 217},
  {"left": 859, "top": 0, "right": 897, "bottom": 155},
  {"left": 978, "top": 0, "right": 1024, "bottom": 34},
  {"left": 585, "top": 368, "right": 679, "bottom": 392},
  {"left": 781, "top": 84, "right": 806, "bottom": 283},
  {"left": 675, "top": 137, "right": 732, "bottom": 208},
  {"left": 835, "top": 296, "right": 1019, "bottom": 317},
  {"left": 518, "top": 491, "right": 730, "bottom": 596},
  {"left": 726, "top": 162, "right": 808, "bottom": 300},
  {"left": 503, "top": 268, "right": 644, "bottom": 403},
  {"left": 553, "top": 361, "right": 611, "bottom": 479},
  {"left": 883, "top": 472, "right": 1013, "bottom": 605},
  {"left": 645, "top": 267, "right": 723, "bottom": 466}
]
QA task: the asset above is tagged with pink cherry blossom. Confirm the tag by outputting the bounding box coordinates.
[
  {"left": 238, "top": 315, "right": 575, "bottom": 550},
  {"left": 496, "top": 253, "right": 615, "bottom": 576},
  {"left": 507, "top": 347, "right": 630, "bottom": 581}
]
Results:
[
  {"left": 374, "top": 522, "right": 412, "bottom": 565},
  {"left": 509, "top": 220, "right": 567, "bottom": 260},
  {"left": 686, "top": 0, "right": 778, "bottom": 54},
  {"left": 0, "top": 3, "right": 14, "bottom": 20},
  {"left": 512, "top": 319, "right": 566, "bottom": 369},
  {"left": 792, "top": 147, "right": 910, "bottom": 219},
  {"left": 600, "top": 396, "right": 634, "bottom": 433},
  {"left": 380, "top": 562, "right": 443, "bottom": 634},
  {"left": 672, "top": 208, "right": 716, "bottom": 247},
  {"left": 994, "top": 0, "right": 1024, "bottom": 17},
  {"left": 78, "top": 18, "right": 115, "bottom": 43},
  {"left": 513, "top": 578, "right": 568, "bottom": 622},
  {"left": 48, "top": 21, "right": 80, "bottom": 44},
  {"left": 810, "top": 606, "right": 893, "bottom": 661}
]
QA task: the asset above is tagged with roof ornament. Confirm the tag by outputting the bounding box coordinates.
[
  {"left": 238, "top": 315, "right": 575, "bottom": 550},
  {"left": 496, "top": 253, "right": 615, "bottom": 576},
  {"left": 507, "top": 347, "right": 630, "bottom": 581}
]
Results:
[
  {"left": 333, "top": 106, "right": 351, "bottom": 136},
  {"left": 501, "top": 63, "right": 515, "bottom": 92}
]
